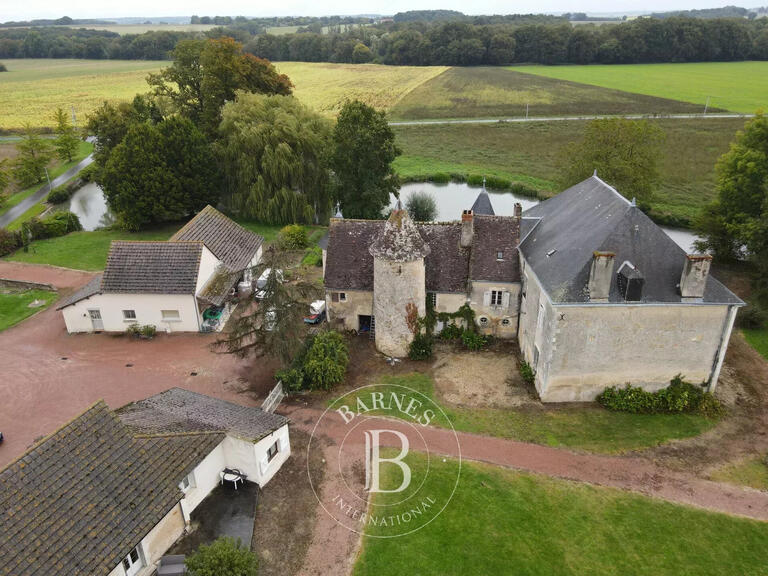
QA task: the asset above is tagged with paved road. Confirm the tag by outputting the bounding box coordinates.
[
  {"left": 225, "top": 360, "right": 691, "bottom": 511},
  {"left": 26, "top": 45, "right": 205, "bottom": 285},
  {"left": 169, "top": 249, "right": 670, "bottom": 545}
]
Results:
[
  {"left": 389, "top": 112, "right": 754, "bottom": 126},
  {"left": 0, "top": 154, "right": 94, "bottom": 229}
]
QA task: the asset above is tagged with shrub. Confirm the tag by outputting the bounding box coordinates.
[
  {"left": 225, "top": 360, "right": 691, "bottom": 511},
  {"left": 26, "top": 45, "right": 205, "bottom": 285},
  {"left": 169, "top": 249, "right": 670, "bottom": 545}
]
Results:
[
  {"left": 408, "top": 332, "right": 433, "bottom": 360},
  {"left": 185, "top": 537, "right": 258, "bottom": 576},
  {"left": 78, "top": 163, "right": 99, "bottom": 182},
  {"left": 439, "top": 322, "right": 464, "bottom": 341},
  {"left": 276, "top": 367, "right": 306, "bottom": 392},
  {"left": 430, "top": 172, "right": 450, "bottom": 183},
  {"left": 47, "top": 185, "right": 73, "bottom": 205},
  {"left": 461, "top": 330, "right": 486, "bottom": 351},
  {"left": 0, "top": 63, "right": 7, "bottom": 72},
  {"left": 736, "top": 305, "right": 766, "bottom": 329},
  {"left": 405, "top": 190, "right": 438, "bottom": 222},
  {"left": 140, "top": 324, "right": 157, "bottom": 338},
  {"left": 0, "top": 228, "right": 21, "bottom": 257},
  {"left": 519, "top": 360, "right": 536, "bottom": 385},
  {"left": 301, "top": 245, "right": 323, "bottom": 267},
  {"left": 28, "top": 212, "right": 82, "bottom": 239},
  {"left": 304, "top": 331, "right": 349, "bottom": 390},
  {"left": 126, "top": 324, "right": 156, "bottom": 338},
  {"left": 277, "top": 224, "right": 309, "bottom": 250},
  {"left": 597, "top": 375, "right": 723, "bottom": 417}
]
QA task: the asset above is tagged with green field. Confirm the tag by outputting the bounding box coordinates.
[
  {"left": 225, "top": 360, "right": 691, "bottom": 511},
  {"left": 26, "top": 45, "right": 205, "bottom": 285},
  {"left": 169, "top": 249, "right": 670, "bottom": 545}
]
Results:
[
  {"left": 0, "top": 59, "right": 167, "bottom": 132},
  {"left": 509, "top": 61, "right": 768, "bottom": 114},
  {"left": 394, "top": 117, "right": 743, "bottom": 225},
  {"left": 390, "top": 67, "right": 710, "bottom": 120},
  {"left": 711, "top": 454, "right": 768, "bottom": 491},
  {"left": 354, "top": 454, "right": 768, "bottom": 576},
  {"left": 743, "top": 328, "right": 768, "bottom": 361},
  {"left": 336, "top": 373, "right": 717, "bottom": 453},
  {"left": 0, "top": 289, "right": 58, "bottom": 331}
]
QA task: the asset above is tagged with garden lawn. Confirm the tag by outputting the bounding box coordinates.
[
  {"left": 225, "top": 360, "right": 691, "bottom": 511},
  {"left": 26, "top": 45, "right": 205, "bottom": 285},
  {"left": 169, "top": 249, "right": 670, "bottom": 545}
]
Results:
[
  {"left": 337, "top": 373, "right": 718, "bottom": 453},
  {"left": 390, "top": 67, "right": 709, "bottom": 120},
  {"left": 743, "top": 328, "right": 768, "bottom": 361},
  {"left": 353, "top": 454, "right": 768, "bottom": 576},
  {"left": 508, "top": 61, "right": 768, "bottom": 115},
  {"left": 710, "top": 455, "right": 768, "bottom": 491},
  {"left": 0, "top": 289, "right": 57, "bottom": 331},
  {"left": 394, "top": 116, "right": 744, "bottom": 226},
  {"left": 4, "top": 225, "right": 180, "bottom": 270}
]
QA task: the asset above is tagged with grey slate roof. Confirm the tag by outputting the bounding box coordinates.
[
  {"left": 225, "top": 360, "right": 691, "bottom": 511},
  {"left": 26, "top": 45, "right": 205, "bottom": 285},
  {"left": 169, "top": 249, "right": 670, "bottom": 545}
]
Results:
[
  {"left": 324, "top": 215, "right": 520, "bottom": 293},
  {"left": 55, "top": 273, "right": 102, "bottom": 310},
  {"left": 520, "top": 176, "right": 743, "bottom": 305},
  {"left": 116, "top": 388, "right": 289, "bottom": 442},
  {"left": 170, "top": 205, "right": 263, "bottom": 272},
  {"left": 471, "top": 189, "right": 496, "bottom": 215},
  {"left": 0, "top": 402, "right": 222, "bottom": 576},
  {"left": 101, "top": 241, "right": 203, "bottom": 295}
]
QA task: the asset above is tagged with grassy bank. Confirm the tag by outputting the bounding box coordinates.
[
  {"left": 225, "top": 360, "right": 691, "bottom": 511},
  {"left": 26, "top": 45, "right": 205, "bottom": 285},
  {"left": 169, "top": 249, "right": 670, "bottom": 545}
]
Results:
[
  {"left": 393, "top": 117, "right": 743, "bottom": 226},
  {"left": 710, "top": 454, "right": 768, "bottom": 491},
  {"left": 743, "top": 328, "right": 768, "bottom": 361},
  {"left": 509, "top": 61, "right": 768, "bottom": 114},
  {"left": 390, "top": 67, "right": 710, "bottom": 120},
  {"left": 0, "top": 289, "right": 58, "bottom": 331},
  {"left": 335, "top": 373, "right": 717, "bottom": 453},
  {"left": 354, "top": 454, "right": 768, "bottom": 575}
]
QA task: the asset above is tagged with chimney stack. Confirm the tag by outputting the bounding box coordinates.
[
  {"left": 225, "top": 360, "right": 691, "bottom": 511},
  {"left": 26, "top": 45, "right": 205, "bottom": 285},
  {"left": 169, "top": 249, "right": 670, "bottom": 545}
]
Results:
[
  {"left": 680, "top": 254, "right": 712, "bottom": 300},
  {"left": 588, "top": 251, "right": 615, "bottom": 302},
  {"left": 514, "top": 202, "right": 522, "bottom": 220},
  {"left": 461, "top": 210, "right": 473, "bottom": 248}
]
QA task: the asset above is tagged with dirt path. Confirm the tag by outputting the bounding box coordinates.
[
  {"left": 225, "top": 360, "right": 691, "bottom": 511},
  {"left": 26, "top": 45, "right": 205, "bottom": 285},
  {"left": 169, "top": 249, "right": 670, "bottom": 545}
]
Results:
[{"left": 281, "top": 403, "right": 768, "bottom": 523}]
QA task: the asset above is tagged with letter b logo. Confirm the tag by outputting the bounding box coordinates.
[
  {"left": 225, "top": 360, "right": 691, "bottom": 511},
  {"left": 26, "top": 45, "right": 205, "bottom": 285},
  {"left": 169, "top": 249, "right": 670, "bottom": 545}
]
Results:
[{"left": 364, "top": 429, "right": 411, "bottom": 493}]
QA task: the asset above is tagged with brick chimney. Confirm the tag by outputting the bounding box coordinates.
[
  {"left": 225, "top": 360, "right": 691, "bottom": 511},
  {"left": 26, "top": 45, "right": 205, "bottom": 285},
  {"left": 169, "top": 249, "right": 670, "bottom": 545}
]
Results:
[
  {"left": 588, "top": 251, "right": 615, "bottom": 302},
  {"left": 514, "top": 202, "right": 522, "bottom": 220},
  {"left": 461, "top": 210, "right": 473, "bottom": 248},
  {"left": 680, "top": 254, "right": 712, "bottom": 299}
]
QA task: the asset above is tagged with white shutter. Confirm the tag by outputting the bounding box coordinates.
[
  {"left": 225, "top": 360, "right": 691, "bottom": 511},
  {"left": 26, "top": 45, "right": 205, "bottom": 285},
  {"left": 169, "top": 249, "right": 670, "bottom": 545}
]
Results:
[
  {"left": 502, "top": 291, "right": 510, "bottom": 309},
  {"left": 483, "top": 291, "right": 491, "bottom": 307}
]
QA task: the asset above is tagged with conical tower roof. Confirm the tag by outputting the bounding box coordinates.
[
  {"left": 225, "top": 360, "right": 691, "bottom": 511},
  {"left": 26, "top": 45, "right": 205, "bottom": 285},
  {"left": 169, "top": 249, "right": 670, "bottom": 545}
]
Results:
[{"left": 369, "top": 204, "right": 430, "bottom": 262}]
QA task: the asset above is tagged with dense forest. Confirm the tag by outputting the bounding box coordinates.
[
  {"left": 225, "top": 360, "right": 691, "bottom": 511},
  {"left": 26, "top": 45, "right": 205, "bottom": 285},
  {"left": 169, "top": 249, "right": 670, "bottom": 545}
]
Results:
[{"left": 1, "top": 12, "right": 767, "bottom": 65}]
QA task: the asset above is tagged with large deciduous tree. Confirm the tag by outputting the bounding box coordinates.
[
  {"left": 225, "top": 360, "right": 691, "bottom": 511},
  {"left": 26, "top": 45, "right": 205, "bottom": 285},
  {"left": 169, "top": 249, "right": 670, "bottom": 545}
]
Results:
[
  {"left": 12, "top": 124, "right": 53, "bottom": 188},
  {"left": 561, "top": 118, "right": 665, "bottom": 206},
  {"left": 696, "top": 113, "right": 768, "bottom": 307},
  {"left": 100, "top": 116, "right": 218, "bottom": 230},
  {"left": 149, "top": 37, "right": 292, "bottom": 136},
  {"left": 218, "top": 92, "right": 332, "bottom": 224},
  {"left": 331, "top": 100, "right": 400, "bottom": 220},
  {"left": 53, "top": 107, "right": 80, "bottom": 163}
]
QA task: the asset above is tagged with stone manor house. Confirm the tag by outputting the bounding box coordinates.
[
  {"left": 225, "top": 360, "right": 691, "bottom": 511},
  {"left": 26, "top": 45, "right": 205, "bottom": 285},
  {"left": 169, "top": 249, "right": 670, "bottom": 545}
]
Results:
[{"left": 321, "top": 176, "right": 743, "bottom": 402}]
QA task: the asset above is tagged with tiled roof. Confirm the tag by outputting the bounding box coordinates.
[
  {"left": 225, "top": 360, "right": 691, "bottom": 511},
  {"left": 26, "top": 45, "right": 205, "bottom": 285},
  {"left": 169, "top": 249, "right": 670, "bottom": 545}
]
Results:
[
  {"left": 520, "top": 176, "right": 743, "bottom": 304},
  {"left": 324, "top": 216, "right": 519, "bottom": 293},
  {"left": 0, "top": 402, "right": 222, "bottom": 576},
  {"left": 170, "top": 205, "right": 263, "bottom": 272},
  {"left": 101, "top": 241, "right": 203, "bottom": 295},
  {"left": 369, "top": 209, "right": 431, "bottom": 262},
  {"left": 116, "top": 388, "right": 289, "bottom": 442},
  {"left": 56, "top": 274, "right": 102, "bottom": 310}
]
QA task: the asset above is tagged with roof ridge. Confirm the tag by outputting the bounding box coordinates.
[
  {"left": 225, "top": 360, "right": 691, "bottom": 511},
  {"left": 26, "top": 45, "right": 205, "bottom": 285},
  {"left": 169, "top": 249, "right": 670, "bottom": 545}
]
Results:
[
  {"left": 0, "top": 400, "right": 110, "bottom": 475},
  {"left": 591, "top": 174, "right": 632, "bottom": 206},
  {"left": 133, "top": 430, "right": 226, "bottom": 439}
]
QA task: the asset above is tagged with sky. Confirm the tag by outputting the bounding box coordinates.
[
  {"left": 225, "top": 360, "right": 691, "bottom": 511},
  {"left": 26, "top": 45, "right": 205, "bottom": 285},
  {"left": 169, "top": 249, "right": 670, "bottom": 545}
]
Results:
[{"left": 0, "top": 0, "right": 751, "bottom": 21}]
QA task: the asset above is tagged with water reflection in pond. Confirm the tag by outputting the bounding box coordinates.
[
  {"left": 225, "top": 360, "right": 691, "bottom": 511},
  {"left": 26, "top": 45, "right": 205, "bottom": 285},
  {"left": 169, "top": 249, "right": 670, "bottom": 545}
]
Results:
[
  {"left": 68, "top": 182, "right": 115, "bottom": 231},
  {"left": 393, "top": 181, "right": 701, "bottom": 252}
]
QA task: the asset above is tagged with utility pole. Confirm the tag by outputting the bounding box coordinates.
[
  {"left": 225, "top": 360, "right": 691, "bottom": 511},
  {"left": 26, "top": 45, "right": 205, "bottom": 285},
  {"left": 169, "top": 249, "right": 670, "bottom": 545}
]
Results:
[
  {"left": 526, "top": 103, "right": 529, "bottom": 120},
  {"left": 704, "top": 96, "right": 710, "bottom": 115},
  {"left": 71, "top": 106, "right": 77, "bottom": 129},
  {"left": 44, "top": 167, "right": 52, "bottom": 192}
]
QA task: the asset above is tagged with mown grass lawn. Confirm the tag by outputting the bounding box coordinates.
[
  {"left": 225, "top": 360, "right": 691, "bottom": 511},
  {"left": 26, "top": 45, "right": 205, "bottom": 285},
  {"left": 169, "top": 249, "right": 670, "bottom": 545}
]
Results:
[
  {"left": 710, "top": 454, "right": 768, "bottom": 491},
  {"left": 743, "top": 328, "right": 768, "bottom": 361},
  {"left": 337, "top": 373, "right": 718, "bottom": 453},
  {"left": 390, "top": 67, "right": 709, "bottom": 120},
  {"left": 0, "top": 289, "right": 58, "bottom": 331},
  {"left": 354, "top": 454, "right": 768, "bottom": 576},
  {"left": 509, "top": 61, "right": 768, "bottom": 115},
  {"left": 394, "top": 116, "right": 743, "bottom": 226}
]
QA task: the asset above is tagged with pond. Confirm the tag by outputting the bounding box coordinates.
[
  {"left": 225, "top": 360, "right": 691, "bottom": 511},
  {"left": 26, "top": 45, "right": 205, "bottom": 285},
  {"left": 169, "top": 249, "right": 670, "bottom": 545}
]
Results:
[
  {"left": 68, "top": 182, "right": 115, "bottom": 231},
  {"left": 394, "top": 181, "right": 701, "bottom": 252}
]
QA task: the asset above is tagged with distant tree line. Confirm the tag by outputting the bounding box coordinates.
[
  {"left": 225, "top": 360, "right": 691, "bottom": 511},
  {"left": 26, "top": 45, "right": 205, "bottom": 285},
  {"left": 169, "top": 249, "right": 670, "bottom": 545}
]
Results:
[{"left": 2, "top": 14, "right": 768, "bottom": 65}]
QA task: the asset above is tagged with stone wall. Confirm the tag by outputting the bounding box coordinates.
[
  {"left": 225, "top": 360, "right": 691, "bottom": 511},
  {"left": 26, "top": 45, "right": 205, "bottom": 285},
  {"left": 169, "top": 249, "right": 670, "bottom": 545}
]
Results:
[
  {"left": 325, "top": 289, "right": 373, "bottom": 332},
  {"left": 373, "top": 257, "right": 426, "bottom": 357},
  {"left": 469, "top": 280, "right": 521, "bottom": 339}
]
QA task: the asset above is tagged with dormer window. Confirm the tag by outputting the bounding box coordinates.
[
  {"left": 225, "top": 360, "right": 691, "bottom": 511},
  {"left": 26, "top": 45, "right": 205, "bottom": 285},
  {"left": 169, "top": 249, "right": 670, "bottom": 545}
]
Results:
[{"left": 496, "top": 251, "right": 504, "bottom": 260}]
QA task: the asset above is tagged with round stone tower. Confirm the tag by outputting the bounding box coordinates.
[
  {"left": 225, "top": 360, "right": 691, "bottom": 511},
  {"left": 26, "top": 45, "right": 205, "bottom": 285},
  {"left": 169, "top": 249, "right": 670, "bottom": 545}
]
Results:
[{"left": 369, "top": 206, "right": 430, "bottom": 358}]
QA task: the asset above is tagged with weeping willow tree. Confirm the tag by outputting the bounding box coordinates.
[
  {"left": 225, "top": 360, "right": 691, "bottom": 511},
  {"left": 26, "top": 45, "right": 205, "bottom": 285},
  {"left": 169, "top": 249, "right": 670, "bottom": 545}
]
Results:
[{"left": 218, "top": 92, "right": 333, "bottom": 224}]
